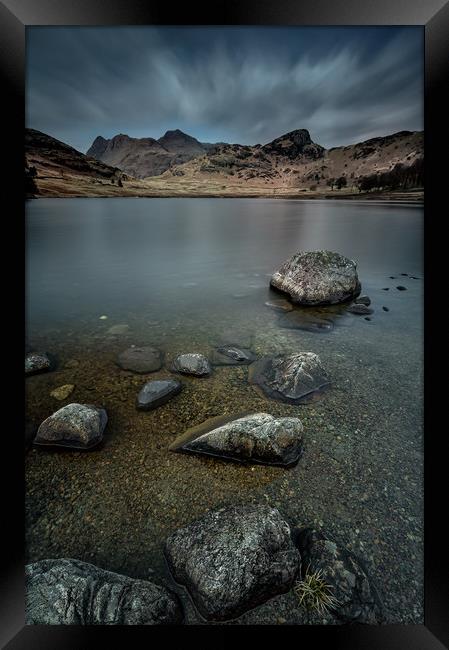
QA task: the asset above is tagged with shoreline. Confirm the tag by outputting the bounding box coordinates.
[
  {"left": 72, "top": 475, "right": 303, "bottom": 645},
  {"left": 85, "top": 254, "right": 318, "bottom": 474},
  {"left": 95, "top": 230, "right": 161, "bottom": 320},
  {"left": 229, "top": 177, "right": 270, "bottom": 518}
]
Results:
[{"left": 27, "top": 190, "right": 424, "bottom": 202}]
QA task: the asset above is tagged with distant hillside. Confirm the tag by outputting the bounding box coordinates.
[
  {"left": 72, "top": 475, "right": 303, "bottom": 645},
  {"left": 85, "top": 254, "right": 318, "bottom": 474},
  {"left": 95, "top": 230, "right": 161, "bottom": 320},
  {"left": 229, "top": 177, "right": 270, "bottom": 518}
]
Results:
[
  {"left": 26, "top": 127, "right": 423, "bottom": 199},
  {"left": 25, "top": 128, "right": 130, "bottom": 197},
  {"left": 160, "top": 128, "right": 423, "bottom": 192},
  {"left": 86, "top": 129, "right": 210, "bottom": 178}
]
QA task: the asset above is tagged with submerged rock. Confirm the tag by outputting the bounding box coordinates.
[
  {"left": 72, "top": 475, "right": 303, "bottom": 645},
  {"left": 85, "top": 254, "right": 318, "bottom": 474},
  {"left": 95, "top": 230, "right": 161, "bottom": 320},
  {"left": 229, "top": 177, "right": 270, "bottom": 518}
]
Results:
[
  {"left": 270, "top": 250, "right": 360, "bottom": 306},
  {"left": 354, "top": 295, "right": 371, "bottom": 306},
  {"left": 165, "top": 504, "right": 299, "bottom": 621},
  {"left": 347, "top": 304, "right": 374, "bottom": 315},
  {"left": 25, "top": 352, "right": 52, "bottom": 376},
  {"left": 294, "top": 527, "right": 383, "bottom": 624},
  {"left": 210, "top": 345, "right": 257, "bottom": 366},
  {"left": 214, "top": 331, "right": 254, "bottom": 350},
  {"left": 116, "top": 346, "right": 163, "bottom": 373},
  {"left": 64, "top": 359, "right": 80, "bottom": 369},
  {"left": 248, "top": 353, "right": 329, "bottom": 404},
  {"left": 264, "top": 298, "right": 293, "bottom": 313},
  {"left": 171, "top": 353, "right": 211, "bottom": 376},
  {"left": 169, "top": 412, "right": 304, "bottom": 466},
  {"left": 34, "top": 403, "right": 107, "bottom": 450},
  {"left": 26, "top": 558, "right": 182, "bottom": 625},
  {"left": 50, "top": 384, "right": 75, "bottom": 401},
  {"left": 106, "top": 323, "right": 130, "bottom": 335},
  {"left": 136, "top": 379, "right": 182, "bottom": 411},
  {"left": 278, "top": 310, "right": 334, "bottom": 332}
]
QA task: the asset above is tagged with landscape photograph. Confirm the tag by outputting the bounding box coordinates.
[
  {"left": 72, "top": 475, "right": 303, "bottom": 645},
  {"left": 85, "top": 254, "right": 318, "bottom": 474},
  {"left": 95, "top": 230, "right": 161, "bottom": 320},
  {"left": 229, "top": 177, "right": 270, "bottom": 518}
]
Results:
[{"left": 25, "top": 25, "right": 424, "bottom": 626}]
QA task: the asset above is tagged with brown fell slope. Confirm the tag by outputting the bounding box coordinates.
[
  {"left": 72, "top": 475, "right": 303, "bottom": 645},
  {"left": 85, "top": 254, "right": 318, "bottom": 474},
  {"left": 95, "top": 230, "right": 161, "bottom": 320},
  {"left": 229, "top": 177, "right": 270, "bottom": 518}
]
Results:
[
  {"left": 26, "top": 127, "right": 423, "bottom": 199},
  {"left": 160, "top": 129, "right": 423, "bottom": 192}
]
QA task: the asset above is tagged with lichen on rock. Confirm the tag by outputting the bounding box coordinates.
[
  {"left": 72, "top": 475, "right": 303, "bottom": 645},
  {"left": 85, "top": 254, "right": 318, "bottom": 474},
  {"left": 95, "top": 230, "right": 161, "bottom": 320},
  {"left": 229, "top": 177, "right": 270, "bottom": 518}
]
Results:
[{"left": 270, "top": 250, "right": 360, "bottom": 306}]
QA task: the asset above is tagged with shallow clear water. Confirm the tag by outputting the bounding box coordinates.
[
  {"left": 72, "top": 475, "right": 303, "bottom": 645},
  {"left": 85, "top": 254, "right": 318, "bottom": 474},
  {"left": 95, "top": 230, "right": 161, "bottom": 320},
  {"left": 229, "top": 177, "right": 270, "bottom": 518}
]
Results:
[{"left": 25, "top": 198, "right": 424, "bottom": 624}]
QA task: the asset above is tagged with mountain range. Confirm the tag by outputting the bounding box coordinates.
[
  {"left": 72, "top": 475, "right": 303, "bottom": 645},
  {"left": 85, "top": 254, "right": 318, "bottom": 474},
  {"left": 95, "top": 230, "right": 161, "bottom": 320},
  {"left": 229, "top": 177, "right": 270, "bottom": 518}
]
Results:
[
  {"left": 86, "top": 129, "right": 211, "bottom": 178},
  {"left": 26, "top": 127, "right": 424, "bottom": 198}
]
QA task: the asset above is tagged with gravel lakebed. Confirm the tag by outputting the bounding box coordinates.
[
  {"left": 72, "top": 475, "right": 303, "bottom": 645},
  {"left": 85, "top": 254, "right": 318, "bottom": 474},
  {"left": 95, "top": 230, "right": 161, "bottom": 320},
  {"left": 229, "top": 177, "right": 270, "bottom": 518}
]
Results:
[{"left": 25, "top": 278, "right": 423, "bottom": 625}]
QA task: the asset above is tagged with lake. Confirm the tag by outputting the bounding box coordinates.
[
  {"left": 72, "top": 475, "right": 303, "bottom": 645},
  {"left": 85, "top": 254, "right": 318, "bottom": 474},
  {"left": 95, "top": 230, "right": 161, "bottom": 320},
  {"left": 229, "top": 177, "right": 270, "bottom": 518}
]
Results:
[{"left": 25, "top": 198, "right": 424, "bottom": 624}]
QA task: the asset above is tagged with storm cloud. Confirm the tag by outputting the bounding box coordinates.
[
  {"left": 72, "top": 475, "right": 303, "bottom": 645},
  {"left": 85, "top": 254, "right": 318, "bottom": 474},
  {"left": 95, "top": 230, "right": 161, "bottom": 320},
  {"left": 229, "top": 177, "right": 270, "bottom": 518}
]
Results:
[{"left": 26, "top": 26, "right": 423, "bottom": 153}]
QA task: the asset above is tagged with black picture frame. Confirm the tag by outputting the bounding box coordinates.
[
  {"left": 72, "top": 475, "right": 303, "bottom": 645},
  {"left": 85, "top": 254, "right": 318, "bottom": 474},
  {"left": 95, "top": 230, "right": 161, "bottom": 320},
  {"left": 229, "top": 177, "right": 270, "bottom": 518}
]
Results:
[{"left": 2, "top": 1, "right": 447, "bottom": 647}]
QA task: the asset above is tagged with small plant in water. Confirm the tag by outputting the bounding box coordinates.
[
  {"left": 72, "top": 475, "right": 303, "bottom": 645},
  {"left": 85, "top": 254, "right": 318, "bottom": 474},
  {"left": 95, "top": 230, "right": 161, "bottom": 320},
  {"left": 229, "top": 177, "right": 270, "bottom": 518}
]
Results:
[{"left": 294, "top": 565, "right": 341, "bottom": 616}]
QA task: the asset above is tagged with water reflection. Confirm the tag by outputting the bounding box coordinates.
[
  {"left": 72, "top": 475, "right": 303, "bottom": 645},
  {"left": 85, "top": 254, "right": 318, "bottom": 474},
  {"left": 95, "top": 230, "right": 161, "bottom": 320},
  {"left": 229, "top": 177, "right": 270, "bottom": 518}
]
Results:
[{"left": 26, "top": 198, "right": 423, "bottom": 334}]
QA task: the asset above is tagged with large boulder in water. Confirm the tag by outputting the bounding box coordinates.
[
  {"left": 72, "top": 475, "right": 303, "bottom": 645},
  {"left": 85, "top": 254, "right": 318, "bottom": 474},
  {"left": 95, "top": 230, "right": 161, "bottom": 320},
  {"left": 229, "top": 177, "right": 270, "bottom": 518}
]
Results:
[
  {"left": 164, "top": 504, "right": 299, "bottom": 621},
  {"left": 26, "top": 558, "right": 183, "bottom": 625},
  {"left": 294, "top": 527, "right": 383, "bottom": 624},
  {"left": 270, "top": 250, "right": 360, "bottom": 305},
  {"left": 34, "top": 403, "right": 107, "bottom": 450},
  {"left": 169, "top": 412, "right": 304, "bottom": 466},
  {"left": 248, "top": 352, "right": 329, "bottom": 404}
]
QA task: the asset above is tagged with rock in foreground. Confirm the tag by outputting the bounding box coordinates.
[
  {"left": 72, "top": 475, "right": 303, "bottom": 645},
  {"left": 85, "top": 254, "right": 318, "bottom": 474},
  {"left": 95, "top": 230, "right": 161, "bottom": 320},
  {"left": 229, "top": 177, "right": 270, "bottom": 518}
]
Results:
[
  {"left": 25, "top": 351, "right": 52, "bottom": 376},
  {"left": 169, "top": 412, "right": 304, "bottom": 466},
  {"left": 34, "top": 403, "right": 107, "bottom": 450},
  {"left": 136, "top": 379, "right": 182, "bottom": 410},
  {"left": 294, "top": 527, "right": 383, "bottom": 624},
  {"left": 26, "top": 558, "right": 182, "bottom": 625},
  {"left": 270, "top": 250, "right": 360, "bottom": 306},
  {"left": 172, "top": 353, "right": 211, "bottom": 376},
  {"left": 116, "top": 346, "right": 163, "bottom": 373},
  {"left": 165, "top": 504, "right": 299, "bottom": 621},
  {"left": 249, "top": 353, "right": 329, "bottom": 404}
]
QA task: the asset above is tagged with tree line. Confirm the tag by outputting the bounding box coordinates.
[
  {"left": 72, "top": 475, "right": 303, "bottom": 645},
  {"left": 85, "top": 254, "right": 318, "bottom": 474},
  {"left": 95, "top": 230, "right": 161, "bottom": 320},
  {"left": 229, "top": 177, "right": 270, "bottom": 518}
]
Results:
[
  {"left": 355, "top": 158, "right": 423, "bottom": 192},
  {"left": 325, "top": 158, "right": 423, "bottom": 193}
]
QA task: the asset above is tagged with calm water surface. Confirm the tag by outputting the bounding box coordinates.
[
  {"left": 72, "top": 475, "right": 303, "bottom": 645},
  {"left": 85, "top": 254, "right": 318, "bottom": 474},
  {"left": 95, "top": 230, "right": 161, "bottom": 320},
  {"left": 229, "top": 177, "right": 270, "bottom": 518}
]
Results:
[
  {"left": 25, "top": 198, "right": 424, "bottom": 625},
  {"left": 26, "top": 197, "right": 423, "bottom": 336}
]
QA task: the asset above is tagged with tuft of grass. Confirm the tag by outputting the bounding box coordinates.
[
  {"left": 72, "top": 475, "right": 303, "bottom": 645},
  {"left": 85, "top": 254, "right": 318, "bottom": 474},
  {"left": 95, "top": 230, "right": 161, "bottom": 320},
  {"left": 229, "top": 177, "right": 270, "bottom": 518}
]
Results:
[{"left": 294, "top": 565, "right": 341, "bottom": 616}]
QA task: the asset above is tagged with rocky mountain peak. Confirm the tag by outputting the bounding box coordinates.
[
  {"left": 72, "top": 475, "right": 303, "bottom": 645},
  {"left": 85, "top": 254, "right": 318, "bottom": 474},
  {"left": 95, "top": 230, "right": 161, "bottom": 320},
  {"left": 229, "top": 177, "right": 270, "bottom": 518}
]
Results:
[
  {"left": 86, "top": 135, "right": 108, "bottom": 158},
  {"left": 158, "top": 129, "right": 205, "bottom": 154},
  {"left": 262, "top": 128, "right": 324, "bottom": 160},
  {"left": 110, "top": 133, "right": 132, "bottom": 147},
  {"left": 282, "top": 129, "right": 312, "bottom": 144},
  {"left": 161, "top": 129, "right": 186, "bottom": 138}
]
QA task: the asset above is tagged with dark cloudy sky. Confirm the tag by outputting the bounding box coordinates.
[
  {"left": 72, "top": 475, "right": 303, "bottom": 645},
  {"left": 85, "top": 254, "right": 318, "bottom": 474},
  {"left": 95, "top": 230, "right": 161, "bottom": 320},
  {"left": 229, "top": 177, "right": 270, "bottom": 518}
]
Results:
[{"left": 26, "top": 26, "right": 423, "bottom": 154}]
